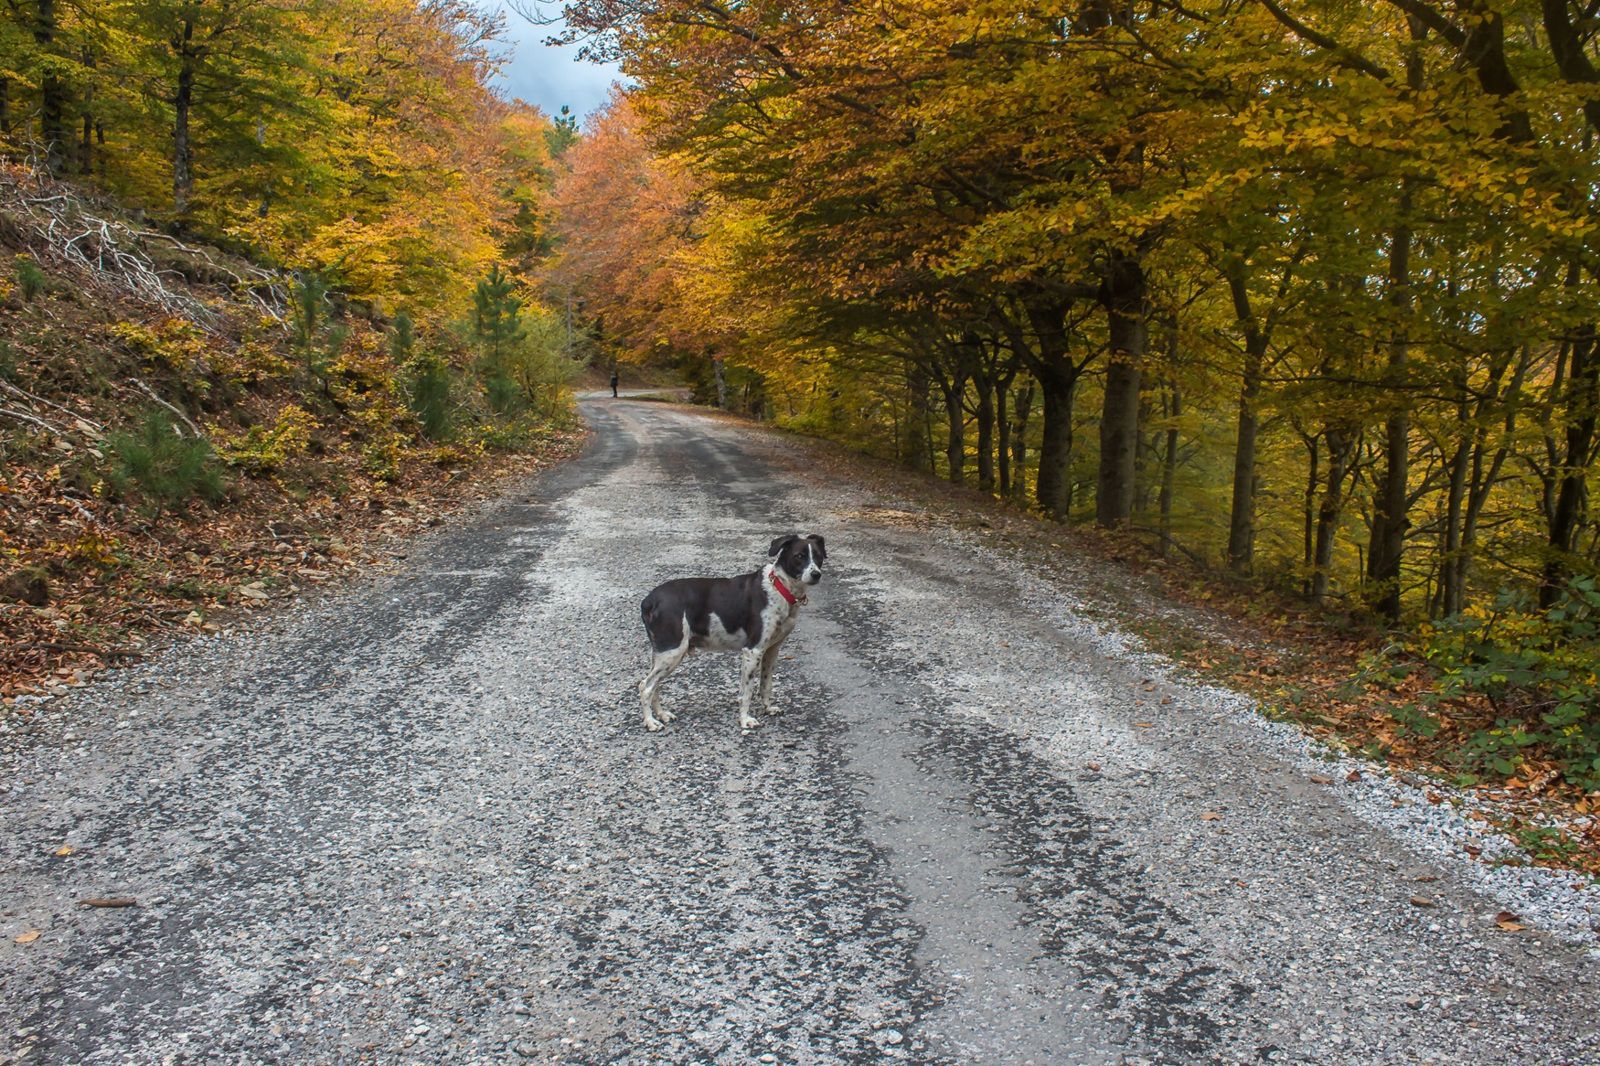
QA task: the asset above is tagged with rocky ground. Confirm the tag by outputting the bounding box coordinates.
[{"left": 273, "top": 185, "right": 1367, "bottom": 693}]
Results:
[{"left": 1, "top": 397, "right": 1596, "bottom": 1064}]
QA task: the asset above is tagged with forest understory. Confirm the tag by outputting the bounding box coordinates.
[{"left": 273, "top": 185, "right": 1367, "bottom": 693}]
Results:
[{"left": 0, "top": 164, "right": 583, "bottom": 712}]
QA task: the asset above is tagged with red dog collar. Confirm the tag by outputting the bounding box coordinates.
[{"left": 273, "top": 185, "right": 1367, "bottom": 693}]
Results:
[{"left": 771, "top": 572, "right": 799, "bottom": 606}]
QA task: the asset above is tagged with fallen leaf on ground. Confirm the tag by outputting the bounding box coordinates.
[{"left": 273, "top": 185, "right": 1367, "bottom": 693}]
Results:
[
  {"left": 1346, "top": 770, "right": 1362, "bottom": 783},
  {"left": 53, "top": 845, "right": 73, "bottom": 857},
  {"left": 1200, "top": 811, "right": 1222, "bottom": 821},
  {"left": 1494, "top": 910, "right": 1526, "bottom": 931},
  {"left": 1086, "top": 762, "right": 1101, "bottom": 771},
  {"left": 1133, "top": 722, "right": 1154, "bottom": 729},
  {"left": 15, "top": 930, "right": 40, "bottom": 944},
  {"left": 78, "top": 897, "right": 137, "bottom": 908},
  {"left": 1309, "top": 774, "right": 1334, "bottom": 785},
  {"left": 1409, "top": 895, "right": 1434, "bottom": 907}
]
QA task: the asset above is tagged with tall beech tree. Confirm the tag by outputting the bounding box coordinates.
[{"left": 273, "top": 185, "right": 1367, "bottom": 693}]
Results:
[
  {"left": 2, "top": 0, "right": 555, "bottom": 318},
  {"left": 549, "top": 0, "right": 1600, "bottom": 625}
]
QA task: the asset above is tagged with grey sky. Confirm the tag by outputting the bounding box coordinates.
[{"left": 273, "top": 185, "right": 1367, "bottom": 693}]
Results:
[{"left": 485, "top": 2, "right": 623, "bottom": 125}]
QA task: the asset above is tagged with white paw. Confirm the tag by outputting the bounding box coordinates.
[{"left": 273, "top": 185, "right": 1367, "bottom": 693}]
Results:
[
  {"left": 764, "top": 704, "right": 782, "bottom": 716},
  {"left": 657, "top": 708, "right": 676, "bottom": 723},
  {"left": 740, "top": 716, "right": 761, "bottom": 731},
  {"left": 644, "top": 716, "right": 664, "bottom": 733}
]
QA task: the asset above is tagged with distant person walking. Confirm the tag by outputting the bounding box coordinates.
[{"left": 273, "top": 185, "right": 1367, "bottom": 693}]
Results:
[{"left": 610, "top": 370, "right": 619, "bottom": 398}]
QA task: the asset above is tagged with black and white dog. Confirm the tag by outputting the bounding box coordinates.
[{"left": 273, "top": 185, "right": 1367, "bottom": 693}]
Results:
[{"left": 638, "top": 534, "right": 827, "bottom": 733}]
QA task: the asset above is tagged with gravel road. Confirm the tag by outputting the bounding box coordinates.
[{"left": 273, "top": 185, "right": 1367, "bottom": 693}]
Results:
[{"left": 2, "top": 398, "right": 1598, "bottom": 1065}]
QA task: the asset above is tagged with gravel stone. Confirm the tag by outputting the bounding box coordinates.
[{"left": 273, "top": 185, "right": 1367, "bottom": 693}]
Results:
[{"left": 0, "top": 398, "right": 1595, "bottom": 1064}]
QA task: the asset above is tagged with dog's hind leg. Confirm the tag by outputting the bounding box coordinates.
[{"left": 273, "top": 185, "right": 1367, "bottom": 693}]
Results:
[
  {"left": 640, "top": 632, "right": 691, "bottom": 732},
  {"left": 737, "top": 648, "right": 763, "bottom": 731},
  {"left": 758, "top": 643, "right": 783, "bottom": 716},
  {"left": 639, "top": 652, "right": 676, "bottom": 732},
  {"left": 639, "top": 609, "right": 692, "bottom": 732}
]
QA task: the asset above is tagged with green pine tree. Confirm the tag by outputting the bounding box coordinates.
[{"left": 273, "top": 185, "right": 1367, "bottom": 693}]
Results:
[{"left": 472, "top": 265, "right": 524, "bottom": 413}]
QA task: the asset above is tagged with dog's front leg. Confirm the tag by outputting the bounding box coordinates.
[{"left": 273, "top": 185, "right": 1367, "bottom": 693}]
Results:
[
  {"left": 759, "top": 643, "right": 782, "bottom": 715},
  {"left": 738, "top": 648, "right": 762, "bottom": 731}
]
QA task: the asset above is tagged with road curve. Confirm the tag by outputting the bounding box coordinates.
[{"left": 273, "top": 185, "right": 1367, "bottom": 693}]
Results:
[{"left": 1, "top": 398, "right": 1596, "bottom": 1065}]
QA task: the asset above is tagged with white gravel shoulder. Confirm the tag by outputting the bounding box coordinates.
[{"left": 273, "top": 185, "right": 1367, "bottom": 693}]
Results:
[{"left": 804, "top": 478, "right": 1600, "bottom": 955}]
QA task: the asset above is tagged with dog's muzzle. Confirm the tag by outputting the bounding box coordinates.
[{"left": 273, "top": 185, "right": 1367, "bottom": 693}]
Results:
[{"left": 803, "top": 568, "right": 822, "bottom": 584}]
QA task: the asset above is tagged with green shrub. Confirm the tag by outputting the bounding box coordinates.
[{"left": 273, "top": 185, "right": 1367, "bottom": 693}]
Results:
[
  {"left": 409, "top": 355, "right": 453, "bottom": 438},
  {"left": 505, "top": 309, "right": 583, "bottom": 417},
  {"left": 14, "top": 256, "right": 45, "bottom": 301},
  {"left": 1409, "top": 580, "right": 1600, "bottom": 789},
  {"left": 104, "top": 409, "right": 226, "bottom": 513},
  {"left": 483, "top": 370, "right": 521, "bottom": 415},
  {"left": 470, "top": 265, "right": 526, "bottom": 413},
  {"left": 289, "top": 273, "right": 346, "bottom": 380},
  {"left": 394, "top": 313, "right": 451, "bottom": 439}
]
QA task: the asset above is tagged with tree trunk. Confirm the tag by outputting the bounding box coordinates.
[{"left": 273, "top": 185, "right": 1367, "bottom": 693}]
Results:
[
  {"left": 1, "top": 76, "right": 11, "bottom": 136},
  {"left": 1011, "top": 382, "right": 1034, "bottom": 503},
  {"left": 1312, "top": 428, "right": 1354, "bottom": 604},
  {"left": 996, "top": 381, "right": 1013, "bottom": 497},
  {"left": 1302, "top": 434, "right": 1320, "bottom": 596},
  {"left": 940, "top": 376, "right": 966, "bottom": 485},
  {"left": 173, "top": 17, "right": 197, "bottom": 215},
  {"left": 77, "top": 46, "right": 94, "bottom": 174},
  {"left": 1035, "top": 363, "right": 1076, "bottom": 519},
  {"left": 712, "top": 354, "right": 728, "bottom": 409},
  {"left": 1367, "top": 40, "right": 1422, "bottom": 622},
  {"left": 1451, "top": 349, "right": 1529, "bottom": 612},
  {"left": 995, "top": 367, "right": 1018, "bottom": 498},
  {"left": 1368, "top": 204, "right": 1413, "bottom": 619},
  {"left": 1543, "top": 325, "right": 1599, "bottom": 606},
  {"left": 35, "top": 0, "right": 66, "bottom": 175},
  {"left": 1225, "top": 267, "right": 1267, "bottom": 573},
  {"left": 1025, "top": 300, "right": 1078, "bottom": 520},
  {"left": 906, "top": 360, "right": 933, "bottom": 472},
  {"left": 1097, "top": 254, "right": 1146, "bottom": 527},
  {"left": 1437, "top": 435, "right": 1469, "bottom": 616},
  {"left": 975, "top": 368, "right": 996, "bottom": 494},
  {"left": 1159, "top": 386, "right": 1181, "bottom": 559}
]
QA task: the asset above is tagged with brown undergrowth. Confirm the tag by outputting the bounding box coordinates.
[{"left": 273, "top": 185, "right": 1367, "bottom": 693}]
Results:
[
  {"left": 0, "top": 167, "right": 585, "bottom": 709},
  {"left": 1, "top": 438, "right": 581, "bottom": 707}
]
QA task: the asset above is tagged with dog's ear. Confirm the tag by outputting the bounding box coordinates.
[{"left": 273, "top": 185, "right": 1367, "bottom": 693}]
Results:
[
  {"left": 768, "top": 534, "right": 799, "bottom": 557},
  {"left": 809, "top": 534, "right": 826, "bottom": 560}
]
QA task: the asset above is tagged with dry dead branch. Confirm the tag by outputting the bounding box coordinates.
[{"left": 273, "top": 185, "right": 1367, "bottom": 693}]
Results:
[
  {"left": 127, "top": 377, "right": 204, "bottom": 438},
  {"left": 0, "top": 379, "right": 103, "bottom": 436},
  {"left": 0, "top": 165, "right": 288, "bottom": 329}
]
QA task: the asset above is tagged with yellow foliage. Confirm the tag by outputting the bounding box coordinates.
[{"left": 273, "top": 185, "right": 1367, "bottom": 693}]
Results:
[
  {"left": 107, "top": 319, "right": 211, "bottom": 376},
  {"left": 212, "top": 404, "right": 318, "bottom": 474}
]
